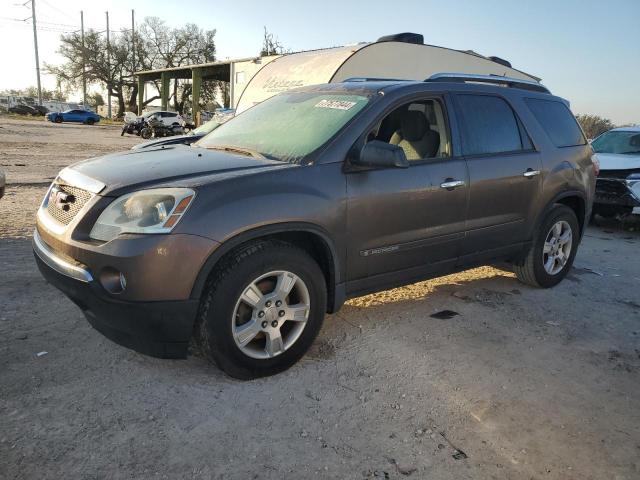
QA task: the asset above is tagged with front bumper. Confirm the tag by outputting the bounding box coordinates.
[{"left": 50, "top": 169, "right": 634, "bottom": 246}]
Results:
[
  {"left": 33, "top": 229, "right": 210, "bottom": 358},
  {"left": 594, "top": 178, "right": 640, "bottom": 207}
]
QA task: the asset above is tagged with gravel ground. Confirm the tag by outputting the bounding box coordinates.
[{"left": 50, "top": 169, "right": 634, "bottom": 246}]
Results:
[{"left": 1, "top": 116, "right": 639, "bottom": 480}]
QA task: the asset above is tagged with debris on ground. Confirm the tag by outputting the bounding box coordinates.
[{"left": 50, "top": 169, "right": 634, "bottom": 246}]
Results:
[
  {"left": 430, "top": 310, "right": 460, "bottom": 320},
  {"left": 36, "top": 351, "right": 47, "bottom": 357}
]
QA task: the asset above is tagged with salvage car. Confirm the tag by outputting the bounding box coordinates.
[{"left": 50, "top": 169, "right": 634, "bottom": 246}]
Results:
[
  {"left": 9, "top": 105, "right": 39, "bottom": 116},
  {"left": 131, "top": 119, "right": 221, "bottom": 150},
  {"left": 33, "top": 74, "right": 595, "bottom": 379},
  {"left": 591, "top": 126, "right": 640, "bottom": 217},
  {"left": 46, "top": 109, "right": 101, "bottom": 125}
]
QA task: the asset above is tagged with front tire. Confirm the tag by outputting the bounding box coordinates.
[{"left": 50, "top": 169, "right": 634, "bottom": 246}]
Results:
[
  {"left": 54, "top": 116, "right": 62, "bottom": 123},
  {"left": 86, "top": 118, "right": 95, "bottom": 125},
  {"left": 140, "top": 127, "right": 152, "bottom": 139},
  {"left": 514, "top": 205, "right": 579, "bottom": 288},
  {"left": 194, "top": 240, "right": 327, "bottom": 379}
]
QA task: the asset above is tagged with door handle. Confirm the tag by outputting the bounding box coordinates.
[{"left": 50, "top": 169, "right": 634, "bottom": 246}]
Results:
[
  {"left": 523, "top": 169, "right": 540, "bottom": 178},
  {"left": 440, "top": 179, "right": 465, "bottom": 190}
]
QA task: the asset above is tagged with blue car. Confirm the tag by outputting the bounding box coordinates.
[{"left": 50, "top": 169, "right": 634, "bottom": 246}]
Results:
[{"left": 46, "top": 109, "right": 101, "bottom": 125}]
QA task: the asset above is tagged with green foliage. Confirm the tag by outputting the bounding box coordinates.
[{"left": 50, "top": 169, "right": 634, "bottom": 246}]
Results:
[
  {"left": 575, "top": 114, "right": 615, "bottom": 139},
  {"left": 87, "top": 92, "right": 105, "bottom": 108}
]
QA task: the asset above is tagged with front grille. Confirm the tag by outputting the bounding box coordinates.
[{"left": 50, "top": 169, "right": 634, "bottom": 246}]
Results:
[
  {"left": 46, "top": 184, "right": 93, "bottom": 225},
  {"left": 595, "top": 179, "right": 640, "bottom": 206}
]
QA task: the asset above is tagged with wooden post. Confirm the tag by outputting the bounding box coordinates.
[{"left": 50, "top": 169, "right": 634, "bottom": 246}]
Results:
[
  {"left": 191, "top": 68, "right": 202, "bottom": 126},
  {"left": 161, "top": 72, "right": 169, "bottom": 111},
  {"left": 137, "top": 75, "right": 144, "bottom": 115}
]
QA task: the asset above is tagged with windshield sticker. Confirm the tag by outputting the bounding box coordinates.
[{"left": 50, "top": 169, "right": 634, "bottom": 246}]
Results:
[{"left": 314, "top": 99, "right": 357, "bottom": 110}]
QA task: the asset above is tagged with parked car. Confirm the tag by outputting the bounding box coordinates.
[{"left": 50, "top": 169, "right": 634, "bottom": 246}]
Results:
[
  {"left": 33, "top": 105, "right": 49, "bottom": 116},
  {"left": 0, "top": 168, "right": 5, "bottom": 199},
  {"left": 131, "top": 119, "right": 221, "bottom": 150},
  {"left": 9, "top": 105, "right": 38, "bottom": 116},
  {"left": 33, "top": 74, "right": 595, "bottom": 379},
  {"left": 591, "top": 126, "right": 640, "bottom": 217},
  {"left": 142, "top": 110, "right": 186, "bottom": 128},
  {"left": 46, "top": 109, "right": 101, "bottom": 125}
]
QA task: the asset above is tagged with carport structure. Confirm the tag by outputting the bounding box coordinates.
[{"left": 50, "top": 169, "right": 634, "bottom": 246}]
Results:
[{"left": 134, "top": 57, "right": 262, "bottom": 123}]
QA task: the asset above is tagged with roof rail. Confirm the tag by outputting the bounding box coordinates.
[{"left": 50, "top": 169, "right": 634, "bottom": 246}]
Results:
[
  {"left": 343, "top": 77, "right": 408, "bottom": 82},
  {"left": 426, "top": 73, "right": 550, "bottom": 94}
]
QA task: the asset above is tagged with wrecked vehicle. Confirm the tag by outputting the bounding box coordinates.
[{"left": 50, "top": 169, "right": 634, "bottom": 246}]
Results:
[
  {"left": 592, "top": 126, "right": 640, "bottom": 217},
  {"left": 131, "top": 119, "right": 221, "bottom": 150},
  {"left": 33, "top": 74, "right": 595, "bottom": 379}
]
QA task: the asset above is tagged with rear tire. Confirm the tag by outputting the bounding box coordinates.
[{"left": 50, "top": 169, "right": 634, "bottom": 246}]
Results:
[
  {"left": 194, "top": 240, "right": 327, "bottom": 380},
  {"left": 514, "top": 204, "right": 579, "bottom": 288}
]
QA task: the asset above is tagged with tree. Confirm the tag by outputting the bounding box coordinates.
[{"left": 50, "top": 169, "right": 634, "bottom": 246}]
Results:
[
  {"left": 87, "top": 92, "right": 105, "bottom": 110},
  {"left": 261, "top": 27, "right": 285, "bottom": 56},
  {"left": 138, "top": 18, "right": 217, "bottom": 113},
  {"left": 576, "top": 114, "right": 615, "bottom": 139},
  {"left": 46, "top": 17, "right": 217, "bottom": 117},
  {"left": 7, "top": 86, "right": 65, "bottom": 102}
]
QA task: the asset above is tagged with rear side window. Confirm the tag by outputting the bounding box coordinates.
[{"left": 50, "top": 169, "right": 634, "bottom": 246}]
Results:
[
  {"left": 455, "top": 94, "right": 527, "bottom": 156},
  {"left": 525, "top": 98, "right": 586, "bottom": 147}
]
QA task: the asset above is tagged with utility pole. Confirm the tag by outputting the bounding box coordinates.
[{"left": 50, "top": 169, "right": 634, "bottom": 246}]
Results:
[
  {"left": 31, "top": 0, "right": 42, "bottom": 105},
  {"left": 106, "top": 11, "right": 111, "bottom": 119},
  {"left": 80, "top": 10, "right": 87, "bottom": 107},
  {"left": 131, "top": 9, "right": 138, "bottom": 114}
]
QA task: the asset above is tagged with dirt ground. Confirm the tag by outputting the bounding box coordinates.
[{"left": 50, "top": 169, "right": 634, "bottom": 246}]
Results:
[{"left": 1, "top": 116, "right": 639, "bottom": 480}]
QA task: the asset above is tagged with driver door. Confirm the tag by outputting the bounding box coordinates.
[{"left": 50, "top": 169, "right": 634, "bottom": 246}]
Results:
[{"left": 345, "top": 95, "right": 468, "bottom": 294}]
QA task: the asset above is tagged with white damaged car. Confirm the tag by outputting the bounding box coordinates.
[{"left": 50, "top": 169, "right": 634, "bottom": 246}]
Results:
[{"left": 592, "top": 126, "right": 640, "bottom": 217}]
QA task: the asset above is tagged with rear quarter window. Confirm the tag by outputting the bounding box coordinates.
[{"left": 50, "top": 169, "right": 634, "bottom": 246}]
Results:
[{"left": 525, "top": 98, "right": 586, "bottom": 147}]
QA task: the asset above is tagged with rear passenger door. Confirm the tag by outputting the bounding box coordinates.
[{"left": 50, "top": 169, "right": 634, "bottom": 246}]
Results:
[{"left": 453, "top": 93, "right": 542, "bottom": 257}]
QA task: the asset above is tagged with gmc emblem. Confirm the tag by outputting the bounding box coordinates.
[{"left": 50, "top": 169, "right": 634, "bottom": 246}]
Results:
[{"left": 49, "top": 187, "right": 75, "bottom": 212}]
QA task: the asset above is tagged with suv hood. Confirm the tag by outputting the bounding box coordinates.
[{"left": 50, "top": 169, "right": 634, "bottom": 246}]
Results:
[
  {"left": 595, "top": 152, "right": 640, "bottom": 171},
  {"left": 65, "top": 145, "right": 290, "bottom": 195}
]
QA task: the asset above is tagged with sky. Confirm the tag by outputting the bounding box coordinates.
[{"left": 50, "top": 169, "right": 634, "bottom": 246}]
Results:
[{"left": 1, "top": 0, "right": 638, "bottom": 124}]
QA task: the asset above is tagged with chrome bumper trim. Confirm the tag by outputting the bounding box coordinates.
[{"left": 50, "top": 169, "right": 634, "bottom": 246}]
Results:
[{"left": 33, "top": 230, "right": 93, "bottom": 283}]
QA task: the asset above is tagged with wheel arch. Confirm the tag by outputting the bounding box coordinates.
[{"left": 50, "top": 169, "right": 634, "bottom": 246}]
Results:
[
  {"left": 190, "top": 222, "right": 344, "bottom": 313},
  {"left": 535, "top": 191, "right": 586, "bottom": 238}
]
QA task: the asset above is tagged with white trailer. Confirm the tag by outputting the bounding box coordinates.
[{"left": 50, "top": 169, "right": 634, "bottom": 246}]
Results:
[{"left": 235, "top": 33, "right": 540, "bottom": 113}]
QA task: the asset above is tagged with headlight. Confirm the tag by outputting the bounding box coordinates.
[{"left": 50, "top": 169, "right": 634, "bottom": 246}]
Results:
[{"left": 90, "top": 188, "right": 195, "bottom": 241}]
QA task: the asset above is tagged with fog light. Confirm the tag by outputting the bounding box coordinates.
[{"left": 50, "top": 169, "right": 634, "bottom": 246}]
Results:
[{"left": 100, "top": 267, "right": 126, "bottom": 294}]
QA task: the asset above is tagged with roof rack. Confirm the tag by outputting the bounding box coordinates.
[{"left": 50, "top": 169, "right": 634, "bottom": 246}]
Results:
[
  {"left": 426, "top": 73, "right": 550, "bottom": 94},
  {"left": 343, "top": 77, "right": 408, "bottom": 82}
]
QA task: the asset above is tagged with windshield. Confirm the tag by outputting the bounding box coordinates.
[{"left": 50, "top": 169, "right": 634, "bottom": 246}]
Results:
[
  {"left": 191, "top": 120, "right": 220, "bottom": 136},
  {"left": 592, "top": 130, "right": 640, "bottom": 154},
  {"left": 196, "top": 91, "right": 370, "bottom": 163}
]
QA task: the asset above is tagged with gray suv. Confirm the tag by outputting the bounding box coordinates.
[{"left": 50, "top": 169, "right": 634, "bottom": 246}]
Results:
[{"left": 33, "top": 74, "right": 596, "bottom": 379}]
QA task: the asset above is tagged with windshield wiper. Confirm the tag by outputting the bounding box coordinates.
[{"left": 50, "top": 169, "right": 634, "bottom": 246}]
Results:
[
  {"left": 622, "top": 150, "right": 640, "bottom": 155},
  {"left": 205, "top": 144, "right": 266, "bottom": 159}
]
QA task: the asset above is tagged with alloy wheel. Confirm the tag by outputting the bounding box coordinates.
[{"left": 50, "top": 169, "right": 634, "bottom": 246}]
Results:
[
  {"left": 232, "top": 270, "right": 310, "bottom": 359},
  {"left": 542, "top": 220, "right": 572, "bottom": 275}
]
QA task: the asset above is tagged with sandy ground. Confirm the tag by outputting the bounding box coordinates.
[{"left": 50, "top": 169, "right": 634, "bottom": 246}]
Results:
[{"left": 0, "top": 116, "right": 639, "bottom": 480}]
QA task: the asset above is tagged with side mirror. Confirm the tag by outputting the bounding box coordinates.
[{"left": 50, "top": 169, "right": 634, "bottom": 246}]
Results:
[{"left": 352, "top": 140, "right": 409, "bottom": 169}]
